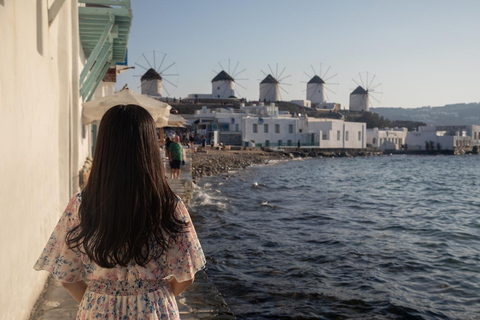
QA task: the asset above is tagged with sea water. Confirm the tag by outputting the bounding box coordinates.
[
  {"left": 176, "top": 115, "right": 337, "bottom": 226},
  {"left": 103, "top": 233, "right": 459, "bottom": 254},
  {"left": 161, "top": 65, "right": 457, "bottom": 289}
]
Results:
[{"left": 190, "top": 155, "right": 480, "bottom": 320}]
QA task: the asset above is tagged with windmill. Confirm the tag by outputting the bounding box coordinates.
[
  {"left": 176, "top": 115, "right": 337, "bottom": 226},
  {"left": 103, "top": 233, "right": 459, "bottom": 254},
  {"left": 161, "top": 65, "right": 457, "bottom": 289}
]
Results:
[
  {"left": 134, "top": 51, "right": 179, "bottom": 97},
  {"left": 302, "top": 63, "right": 339, "bottom": 106},
  {"left": 349, "top": 71, "right": 382, "bottom": 112},
  {"left": 211, "top": 59, "right": 248, "bottom": 99},
  {"left": 259, "top": 63, "right": 291, "bottom": 103}
]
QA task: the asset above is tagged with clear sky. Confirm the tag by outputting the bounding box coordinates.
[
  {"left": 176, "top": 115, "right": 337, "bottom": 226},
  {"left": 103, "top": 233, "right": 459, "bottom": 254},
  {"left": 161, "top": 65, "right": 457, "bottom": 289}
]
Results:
[{"left": 116, "top": 0, "right": 480, "bottom": 108}]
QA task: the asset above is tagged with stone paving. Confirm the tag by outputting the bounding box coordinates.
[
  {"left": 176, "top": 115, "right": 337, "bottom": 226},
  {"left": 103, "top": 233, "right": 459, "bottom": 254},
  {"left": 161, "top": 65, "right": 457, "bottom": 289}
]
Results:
[{"left": 29, "top": 155, "right": 235, "bottom": 320}]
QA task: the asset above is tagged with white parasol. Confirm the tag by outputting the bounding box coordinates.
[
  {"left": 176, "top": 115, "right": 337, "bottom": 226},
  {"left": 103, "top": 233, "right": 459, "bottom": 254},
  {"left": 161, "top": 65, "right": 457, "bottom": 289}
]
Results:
[
  {"left": 82, "top": 89, "right": 171, "bottom": 127},
  {"left": 167, "top": 114, "right": 187, "bottom": 127}
]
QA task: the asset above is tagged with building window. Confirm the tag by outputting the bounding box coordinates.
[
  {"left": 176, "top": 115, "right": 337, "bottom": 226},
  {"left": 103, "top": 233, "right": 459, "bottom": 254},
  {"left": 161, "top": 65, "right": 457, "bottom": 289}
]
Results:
[
  {"left": 264, "top": 124, "right": 269, "bottom": 133},
  {"left": 253, "top": 123, "right": 258, "bottom": 133},
  {"left": 475, "top": 132, "right": 477, "bottom": 140},
  {"left": 287, "top": 140, "right": 292, "bottom": 146},
  {"left": 322, "top": 133, "right": 328, "bottom": 140},
  {"left": 358, "top": 131, "right": 361, "bottom": 141},
  {"left": 278, "top": 140, "right": 282, "bottom": 146},
  {"left": 275, "top": 124, "right": 280, "bottom": 133},
  {"left": 337, "top": 130, "right": 340, "bottom": 140},
  {"left": 373, "top": 138, "right": 377, "bottom": 144},
  {"left": 289, "top": 124, "right": 293, "bottom": 134},
  {"left": 235, "top": 124, "right": 239, "bottom": 132},
  {"left": 346, "top": 131, "right": 349, "bottom": 141}
]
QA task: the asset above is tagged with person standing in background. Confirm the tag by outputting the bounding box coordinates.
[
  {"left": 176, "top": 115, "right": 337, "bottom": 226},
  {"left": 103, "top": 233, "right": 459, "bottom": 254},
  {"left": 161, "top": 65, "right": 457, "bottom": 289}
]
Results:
[{"left": 169, "top": 135, "right": 183, "bottom": 179}]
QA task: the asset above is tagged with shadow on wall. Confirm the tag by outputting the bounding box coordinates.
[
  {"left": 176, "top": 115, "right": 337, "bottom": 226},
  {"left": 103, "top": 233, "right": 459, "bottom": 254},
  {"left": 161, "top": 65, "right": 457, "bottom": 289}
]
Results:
[
  {"left": 0, "top": 0, "right": 4, "bottom": 6},
  {"left": 36, "top": 0, "right": 43, "bottom": 55}
]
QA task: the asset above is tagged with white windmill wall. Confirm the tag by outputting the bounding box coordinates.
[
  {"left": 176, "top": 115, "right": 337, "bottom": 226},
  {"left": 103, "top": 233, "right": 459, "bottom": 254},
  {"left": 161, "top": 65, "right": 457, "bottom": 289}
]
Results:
[
  {"left": 307, "top": 83, "right": 327, "bottom": 104},
  {"left": 259, "top": 83, "right": 280, "bottom": 102},
  {"left": 350, "top": 94, "right": 369, "bottom": 112},
  {"left": 212, "top": 80, "right": 235, "bottom": 98},
  {"left": 141, "top": 79, "right": 163, "bottom": 97}
]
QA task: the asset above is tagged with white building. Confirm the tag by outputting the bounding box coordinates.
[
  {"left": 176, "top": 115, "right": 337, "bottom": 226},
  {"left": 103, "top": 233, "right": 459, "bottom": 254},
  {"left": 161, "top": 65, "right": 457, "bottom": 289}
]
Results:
[
  {"left": 141, "top": 68, "right": 163, "bottom": 97},
  {"left": 0, "top": 2, "right": 131, "bottom": 318},
  {"left": 405, "top": 125, "right": 479, "bottom": 150},
  {"left": 193, "top": 105, "right": 366, "bottom": 149},
  {"left": 306, "top": 75, "right": 327, "bottom": 105},
  {"left": 212, "top": 70, "right": 235, "bottom": 99},
  {"left": 349, "top": 86, "right": 369, "bottom": 112},
  {"left": 259, "top": 74, "right": 280, "bottom": 103},
  {"left": 367, "top": 127, "right": 408, "bottom": 150}
]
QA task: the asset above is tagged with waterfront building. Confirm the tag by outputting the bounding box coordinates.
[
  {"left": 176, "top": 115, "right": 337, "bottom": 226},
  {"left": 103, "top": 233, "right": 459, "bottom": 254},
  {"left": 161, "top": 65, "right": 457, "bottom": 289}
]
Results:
[
  {"left": 141, "top": 68, "right": 163, "bottom": 97},
  {"left": 405, "top": 125, "right": 480, "bottom": 150},
  {"left": 349, "top": 86, "right": 369, "bottom": 112},
  {"left": 193, "top": 104, "right": 366, "bottom": 149},
  {"left": 259, "top": 74, "right": 281, "bottom": 103},
  {"left": 367, "top": 127, "right": 408, "bottom": 150},
  {"left": 0, "top": 1, "right": 132, "bottom": 317}
]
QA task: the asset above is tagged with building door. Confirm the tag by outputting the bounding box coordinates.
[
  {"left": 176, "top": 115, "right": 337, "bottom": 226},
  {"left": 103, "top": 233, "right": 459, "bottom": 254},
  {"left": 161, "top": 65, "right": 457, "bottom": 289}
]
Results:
[{"left": 311, "top": 133, "right": 315, "bottom": 146}]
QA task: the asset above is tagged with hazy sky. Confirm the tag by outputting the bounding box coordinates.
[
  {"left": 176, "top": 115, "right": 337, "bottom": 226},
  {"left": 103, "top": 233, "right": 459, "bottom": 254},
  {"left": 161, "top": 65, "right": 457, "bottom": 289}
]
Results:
[{"left": 116, "top": 0, "right": 480, "bottom": 108}]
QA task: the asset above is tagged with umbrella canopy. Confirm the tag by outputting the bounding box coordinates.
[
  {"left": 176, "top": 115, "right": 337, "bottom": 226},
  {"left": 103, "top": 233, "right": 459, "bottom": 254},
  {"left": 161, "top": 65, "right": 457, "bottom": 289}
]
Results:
[
  {"left": 168, "top": 114, "right": 187, "bottom": 127},
  {"left": 82, "top": 89, "right": 171, "bottom": 127}
]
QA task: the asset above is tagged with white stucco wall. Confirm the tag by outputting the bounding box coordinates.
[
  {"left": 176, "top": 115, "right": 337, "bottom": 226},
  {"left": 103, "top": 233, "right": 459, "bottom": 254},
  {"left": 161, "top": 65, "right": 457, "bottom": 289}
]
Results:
[
  {"left": 306, "top": 83, "right": 326, "bottom": 104},
  {"left": 0, "top": 2, "right": 90, "bottom": 319},
  {"left": 309, "top": 120, "right": 366, "bottom": 149},
  {"left": 212, "top": 80, "right": 235, "bottom": 98},
  {"left": 349, "top": 93, "right": 369, "bottom": 112},
  {"left": 367, "top": 128, "right": 408, "bottom": 150},
  {"left": 259, "top": 83, "right": 280, "bottom": 102},
  {"left": 141, "top": 79, "right": 162, "bottom": 97}
]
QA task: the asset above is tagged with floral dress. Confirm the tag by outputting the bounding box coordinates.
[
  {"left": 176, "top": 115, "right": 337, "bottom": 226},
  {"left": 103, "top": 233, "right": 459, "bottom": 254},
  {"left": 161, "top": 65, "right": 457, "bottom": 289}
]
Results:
[{"left": 34, "top": 194, "right": 206, "bottom": 319}]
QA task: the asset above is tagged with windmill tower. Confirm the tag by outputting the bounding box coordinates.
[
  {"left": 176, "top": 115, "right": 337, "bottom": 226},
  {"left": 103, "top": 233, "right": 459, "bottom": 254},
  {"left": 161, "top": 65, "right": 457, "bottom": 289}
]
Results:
[
  {"left": 259, "top": 74, "right": 280, "bottom": 102},
  {"left": 304, "top": 63, "right": 338, "bottom": 105},
  {"left": 141, "top": 68, "right": 162, "bottom": 97},
  {"left": 212, "top": 70, "right": 235, "bottom": 99},
  {"left": 258, "top": 64, "right": 291, "bottom": 103},
  {"left": 349, "top": 72, "right": 382, "bottom": 112}
]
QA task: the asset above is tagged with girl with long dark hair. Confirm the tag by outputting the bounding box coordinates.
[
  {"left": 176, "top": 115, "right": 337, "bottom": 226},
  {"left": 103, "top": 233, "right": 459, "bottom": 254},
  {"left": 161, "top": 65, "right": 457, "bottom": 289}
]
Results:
[{"left": 34, "top": 105, "right": 205, "bottom": 319}]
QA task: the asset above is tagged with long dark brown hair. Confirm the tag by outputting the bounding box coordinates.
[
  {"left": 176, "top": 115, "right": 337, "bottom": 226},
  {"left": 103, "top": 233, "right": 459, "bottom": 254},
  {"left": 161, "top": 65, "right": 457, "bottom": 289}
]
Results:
[{"left": 66, "top": 104, "right": 186, "bottom": 268}]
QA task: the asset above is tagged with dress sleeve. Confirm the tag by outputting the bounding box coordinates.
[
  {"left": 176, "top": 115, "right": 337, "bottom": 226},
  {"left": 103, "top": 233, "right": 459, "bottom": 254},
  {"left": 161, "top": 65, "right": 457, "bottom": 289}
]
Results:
[
  {"left": 34, "top": 194, "right": 85, "bottom": 283},
  {"left": 165, "top": 199, "right": 206, "bottom": 282}
]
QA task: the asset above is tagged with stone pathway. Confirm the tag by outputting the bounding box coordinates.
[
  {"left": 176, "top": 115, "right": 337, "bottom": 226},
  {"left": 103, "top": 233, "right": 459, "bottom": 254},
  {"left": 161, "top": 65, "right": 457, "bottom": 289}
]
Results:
[{"left": 29, "top": 155, "right": 235, "bottom": 319}]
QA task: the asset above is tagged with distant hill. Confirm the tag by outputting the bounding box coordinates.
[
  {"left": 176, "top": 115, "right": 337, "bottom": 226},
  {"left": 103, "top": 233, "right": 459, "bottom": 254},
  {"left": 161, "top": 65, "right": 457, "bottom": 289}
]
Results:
[{"left": 371, "top": 103, "right": 480, "bottom": 126}]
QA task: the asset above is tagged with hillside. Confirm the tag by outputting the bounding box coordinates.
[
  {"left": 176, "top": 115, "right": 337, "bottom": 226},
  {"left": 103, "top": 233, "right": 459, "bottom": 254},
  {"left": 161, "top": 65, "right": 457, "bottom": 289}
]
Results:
[{"left": 371, "top": 103, "right": 480, "bottom": 126}]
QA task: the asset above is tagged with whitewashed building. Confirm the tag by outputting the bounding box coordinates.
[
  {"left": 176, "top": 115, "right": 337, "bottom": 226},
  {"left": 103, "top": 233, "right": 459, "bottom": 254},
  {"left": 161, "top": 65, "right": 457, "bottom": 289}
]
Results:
[
  {"left": 0, "top": 1, "right": 132, "bottom": 318},
  {"left": 212, "top": 70, "right": 235, "bottom": 99},
  {"left": 141, "top": 68, "right": 163, "bottom": 97},
  {"left": 367, "top": 127, "right": 408, "bottom": 150},
  {"left": 349, "top": 86, "right": 369, "bottom": 112},
  {"left": 193, "top": 105, "right": 366, "bottom": 149},
  {"left": 259, "top": 74, "right": 280, "bottom": 103},
  {"left": 405, "top": 125, "right": 479, "bottom": 150}
]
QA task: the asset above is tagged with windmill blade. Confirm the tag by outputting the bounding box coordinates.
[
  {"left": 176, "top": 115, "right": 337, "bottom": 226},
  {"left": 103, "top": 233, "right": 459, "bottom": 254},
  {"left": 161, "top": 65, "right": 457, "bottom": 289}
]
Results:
[
  {"left": 278, "top": 74, "right": 291, "bottom": 82},
  {"left": 304, "top": 71, "right": 312, "bottom": 79},
  {"left": 161, "top": 74, "right": 179, "bottom": 77},
  {"left": 156, "top": 53, "right": 167, "bottom": 74},
  {"left": 221, "top": 81, "right": 229, "bottom": 98},
  {"left": 142, "top": 53, "right": 153, "bottom": 69},
  {"left": 277, "top": 66, "right": 287, "bottom": 79},
  {"left": 228, "top": 59, "right": 231, "bottom": 74},
  {"left": 153, "top": 51, "right": 156, "bottom": 70},
  {"left": 260, "top": 70, "right": 268, "bottom": 77},
  {"left": 218, "top": 61, "right": 225, "bottom": 72},
  {"left": 369, "top": 90, "right": 383, "bottom": 95},
  {"left": 325, "top": 86, "right": 336, "bottom": 94},
  {"left": 233, "top": 68, "right": 246, "bottom": 78},
  {"left": 368, "top": 75, "right": 376, "bottom": 89},
  {"left": 352, "top": 79, "right": 362, "bottom": 88},
  {"left": 324, "top": 73, "right": 337, "bottom": 82},
  {"left": 324, "top": 90, "right": 330, "bottom": 102},
  {"left": 159, "top": 62, "right": 176, "bottom": 75},
  {"left": 325, "top": 82, "right": 339, "bottom": 85},
  {"left": 162, "top": 77, "right": 178, "bottom": 88},
  {"left": 369, "top": 94, "right": 380, "bottom": 104},
  {"left": 276, "top": 63, "right": 279, "bottom": 79},
  {"left": 279, "top": 86, "right": 289, "bottom": 95},
  {"left": 278, "top": 89, "right": 282, "bottom": 102},
  {"left": 235, "top": 78, "right": 249, "bottom": 81},
  {"left": 234, "top": 87, "right": 243, "bottom": 98},
  {"left": 212, "top": 69, "right": 219, "bottom": 74},
  {"left": 310, "top": 65, "right": 316, "bottom": 76},
  {"left": 323, "top": 65, "right": 331, "bottom": 78},
  {"left": 268, "top": 64, "right": 275, "bottom": 76},
  {"left": 135, "top": 62, "right": 149, "bottom": 71},
  {"left": 281, "top": 83, "right": 292, "bottom": 86},
  {"left": 163, "top": 84, "right": 171, "bottom": 97},
  {"left": 369, "top": 82, "right": 382, "bottom": 90},
  {"left": 358, "top": 73, "right": 366, "bottom": 88},
  {"left": 319, "top": 63, "right": 322, "bottom": 77},
  {"left": 236, "top": 82, "right": 247, "bottom": 90},
  {"left": 232, "top": 61, "right": 240, "bottom": 77}
]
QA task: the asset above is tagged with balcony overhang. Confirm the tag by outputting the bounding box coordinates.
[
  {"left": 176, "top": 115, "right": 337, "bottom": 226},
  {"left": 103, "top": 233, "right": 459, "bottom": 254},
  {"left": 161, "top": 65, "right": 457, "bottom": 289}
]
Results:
[{"left": 78, "top": 0, "right": 132, "bottom": 101}]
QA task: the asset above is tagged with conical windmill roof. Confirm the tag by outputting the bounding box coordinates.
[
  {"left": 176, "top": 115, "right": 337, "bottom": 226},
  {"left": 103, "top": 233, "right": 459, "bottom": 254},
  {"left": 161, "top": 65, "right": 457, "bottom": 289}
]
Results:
[
  {"left": 308, "top": 75, "right": 325, "bottom": 84},
  {"left": 351, "top": 86, "right": 367, "bottom": 95},
  {"left": 260, "top": 74, "right": 279, "bottom": 84},
  {"left": 141, "top": 68, "right": 162, "bottom": 81},
  {"left": 212, "top": 70, "right": 235, "bottom": 82}
]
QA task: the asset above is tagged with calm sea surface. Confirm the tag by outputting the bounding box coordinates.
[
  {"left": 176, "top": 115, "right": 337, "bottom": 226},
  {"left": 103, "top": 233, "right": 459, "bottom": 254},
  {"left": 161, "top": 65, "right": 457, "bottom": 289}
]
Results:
[{"left": 190, "top": 155, "right": 480, "bottom": 320}]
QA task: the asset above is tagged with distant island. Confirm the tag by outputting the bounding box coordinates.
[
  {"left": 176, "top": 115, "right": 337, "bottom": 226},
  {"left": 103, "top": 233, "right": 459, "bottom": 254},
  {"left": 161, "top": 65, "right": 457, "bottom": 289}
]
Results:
[{"left": 371, "top": 102, "right": 480, "bottom": 126}]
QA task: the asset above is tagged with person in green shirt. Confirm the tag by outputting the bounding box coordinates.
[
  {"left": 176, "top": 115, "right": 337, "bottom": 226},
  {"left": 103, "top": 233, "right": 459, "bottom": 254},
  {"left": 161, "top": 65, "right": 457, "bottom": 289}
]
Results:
[{"left": 169, "top": 135, "right": 183, "bottom": 179}]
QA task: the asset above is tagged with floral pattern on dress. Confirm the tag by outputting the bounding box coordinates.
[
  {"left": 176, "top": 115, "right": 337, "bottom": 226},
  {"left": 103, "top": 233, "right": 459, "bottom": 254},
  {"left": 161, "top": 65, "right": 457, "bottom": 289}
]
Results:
[{"left": 34, "top": 193, "right": 206, "bottom": 320}]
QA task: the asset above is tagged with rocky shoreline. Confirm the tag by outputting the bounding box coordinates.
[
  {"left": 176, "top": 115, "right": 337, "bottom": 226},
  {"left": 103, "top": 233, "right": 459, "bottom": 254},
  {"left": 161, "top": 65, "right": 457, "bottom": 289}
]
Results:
[{"left": 191, "top": 149, "right": 382, "bottom": 180}]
